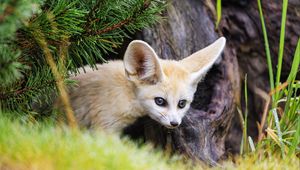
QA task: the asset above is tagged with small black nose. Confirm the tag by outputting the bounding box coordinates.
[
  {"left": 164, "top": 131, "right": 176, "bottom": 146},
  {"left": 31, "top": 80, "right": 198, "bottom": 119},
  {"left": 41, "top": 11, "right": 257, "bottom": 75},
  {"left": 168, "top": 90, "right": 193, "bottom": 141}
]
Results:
[{"left": 170, "top": 121, "right": 179, "bottom": 127}]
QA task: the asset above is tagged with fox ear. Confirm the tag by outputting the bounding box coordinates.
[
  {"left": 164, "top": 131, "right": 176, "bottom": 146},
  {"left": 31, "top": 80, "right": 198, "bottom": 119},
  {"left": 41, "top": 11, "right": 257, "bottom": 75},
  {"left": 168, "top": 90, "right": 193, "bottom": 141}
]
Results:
[
  {"left": 124, "top": 40, "right": 164, "bottom": 84},
  {"left": 181, "top": 37, "right": 226, "bottom": 84}
]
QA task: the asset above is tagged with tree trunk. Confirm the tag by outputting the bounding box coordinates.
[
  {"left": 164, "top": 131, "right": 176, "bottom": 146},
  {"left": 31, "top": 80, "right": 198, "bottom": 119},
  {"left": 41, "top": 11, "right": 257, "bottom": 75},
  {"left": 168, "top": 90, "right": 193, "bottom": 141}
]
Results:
[{"left": 123, "top": 0, "right": 239, "bottom": 165}]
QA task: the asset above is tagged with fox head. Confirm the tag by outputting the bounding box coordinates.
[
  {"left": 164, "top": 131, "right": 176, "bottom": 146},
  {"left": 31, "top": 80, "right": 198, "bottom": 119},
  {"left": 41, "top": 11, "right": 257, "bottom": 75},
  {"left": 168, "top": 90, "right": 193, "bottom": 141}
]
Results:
[{"left": 123, "top": 37, "right": 226, "bottom": 128}]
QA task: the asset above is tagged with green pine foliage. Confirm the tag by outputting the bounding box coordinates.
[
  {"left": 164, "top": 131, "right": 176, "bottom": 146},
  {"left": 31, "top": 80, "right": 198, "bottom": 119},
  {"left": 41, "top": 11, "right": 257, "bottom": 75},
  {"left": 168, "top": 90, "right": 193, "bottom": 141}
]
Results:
[
  {"left": 0, "top": 0, "right": 165, "bottom": 117},
  {"left": 0, "top": 0, "right": 39, "bottom": 85}
]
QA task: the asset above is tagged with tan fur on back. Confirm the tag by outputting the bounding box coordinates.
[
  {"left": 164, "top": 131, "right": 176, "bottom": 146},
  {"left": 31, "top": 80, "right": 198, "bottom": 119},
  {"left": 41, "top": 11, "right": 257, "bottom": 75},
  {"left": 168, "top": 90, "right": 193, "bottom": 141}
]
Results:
[{"left": 68, "top": 61, "right": 142, "bottom": 132}]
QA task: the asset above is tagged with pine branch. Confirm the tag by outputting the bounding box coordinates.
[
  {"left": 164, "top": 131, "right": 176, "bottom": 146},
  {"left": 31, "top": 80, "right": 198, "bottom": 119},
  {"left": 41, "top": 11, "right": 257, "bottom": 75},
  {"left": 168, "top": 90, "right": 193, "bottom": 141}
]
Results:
[
  {"left": 0, "top": 0, "right": 166, "bottom": 119},
  {"left": 85, "top": 0, "right": 155, "bottom": 36},
  {"left": 0, "top": 79, "right": 56, "bottom": 100},
  {"left": 84, "top": 0, "right": 104, "bottom": 32},
  {"left": 89, "top": 18, "right": 131, "bottom": 36},
  {"left": 67, "top": 0, "right": 165, "bottom": 72},
  {"left": 0, "top": 3, "right": 15, "bottom": 23},
  {"left": 0, "top": 44, "right": 25, "bottom": 85},
  {"left": 0, "top": 0, "right": 40, "bottom": 39}
]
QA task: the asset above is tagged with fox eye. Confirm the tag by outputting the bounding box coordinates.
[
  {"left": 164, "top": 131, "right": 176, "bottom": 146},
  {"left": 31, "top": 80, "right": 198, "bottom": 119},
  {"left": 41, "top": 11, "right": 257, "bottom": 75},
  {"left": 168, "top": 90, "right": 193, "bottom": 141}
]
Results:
[
  {"left": 178, "top": 100, "right": 187, "bottom": 109},
  {"left": 154, "top": 97, "right": 167, "bottom": 107}
]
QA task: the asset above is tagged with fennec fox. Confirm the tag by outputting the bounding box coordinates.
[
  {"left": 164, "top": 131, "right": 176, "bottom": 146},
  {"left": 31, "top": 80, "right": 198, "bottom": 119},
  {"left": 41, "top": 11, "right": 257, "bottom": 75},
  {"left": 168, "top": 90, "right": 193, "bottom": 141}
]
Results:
[{"left": 66, "top": 37, "right": 226, "bottom": 132}]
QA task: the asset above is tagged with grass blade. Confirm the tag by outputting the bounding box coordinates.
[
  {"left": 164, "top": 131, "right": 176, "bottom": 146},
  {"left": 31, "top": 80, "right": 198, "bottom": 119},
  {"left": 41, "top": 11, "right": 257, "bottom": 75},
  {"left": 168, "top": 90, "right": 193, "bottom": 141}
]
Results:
[
  {"left": 257, "top": 0, "right": 275, "bottom": 102},
  {"left": 275, "top": 0, "right": 289, "bottom": 102},
  {"left": 287, "top": 39, "right": 300, "bottom": 83},
  {"left": 282, "top": 40, "right": 300, "bottom": 128},
  {"left": 248, "top": 136, "right": 256, "bottom": 152},
  {"left": 215, "top": 0, "right": 222, "bottom": 28},
  {"left": 242, "top": 75, "right": 249, "bottom": 154},
  {"left": 288, "top": 116, "right": 300, "bottom": 156},
  {"left": 272, "top": 109, "right": 285, "bottom": 157}
]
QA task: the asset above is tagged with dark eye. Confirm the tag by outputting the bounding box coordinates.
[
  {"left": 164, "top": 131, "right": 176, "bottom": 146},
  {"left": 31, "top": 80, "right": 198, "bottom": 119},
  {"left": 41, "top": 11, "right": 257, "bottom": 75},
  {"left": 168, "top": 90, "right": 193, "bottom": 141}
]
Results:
[
  {"left": 178, "top": 100, "right": 187, "bottom": 109},
  {"left": 154, "top": 97, "right": 167, "bottom": 107}
]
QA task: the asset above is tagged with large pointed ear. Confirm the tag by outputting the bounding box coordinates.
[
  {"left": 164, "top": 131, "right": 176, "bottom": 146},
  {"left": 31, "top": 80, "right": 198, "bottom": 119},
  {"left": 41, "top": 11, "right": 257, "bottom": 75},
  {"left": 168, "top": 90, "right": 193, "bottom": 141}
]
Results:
[
  {"left": 180, "top": 37, "right": 226, "bottom": 84},
  {"left": 123, "top": 40, "right": 164, "bottom": 84}
]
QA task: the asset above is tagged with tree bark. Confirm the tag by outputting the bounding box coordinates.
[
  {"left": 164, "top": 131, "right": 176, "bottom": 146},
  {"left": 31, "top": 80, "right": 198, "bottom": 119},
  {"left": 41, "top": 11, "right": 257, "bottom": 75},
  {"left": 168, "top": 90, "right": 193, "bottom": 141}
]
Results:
[{"left": 123, "top": 0, "right": 239, "bottom": 165}]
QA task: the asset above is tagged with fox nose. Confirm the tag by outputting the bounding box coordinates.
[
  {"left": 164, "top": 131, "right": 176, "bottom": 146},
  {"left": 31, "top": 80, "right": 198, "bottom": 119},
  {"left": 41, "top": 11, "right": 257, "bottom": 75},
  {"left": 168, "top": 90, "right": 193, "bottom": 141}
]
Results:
[{"left": 170, "top": 121, "right": 179, "bottom": 127}]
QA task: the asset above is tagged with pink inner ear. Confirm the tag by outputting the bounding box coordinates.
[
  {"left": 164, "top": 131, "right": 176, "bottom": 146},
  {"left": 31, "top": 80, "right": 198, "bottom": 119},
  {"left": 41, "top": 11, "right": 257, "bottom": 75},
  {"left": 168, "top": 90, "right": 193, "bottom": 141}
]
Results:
[
  {"left": 124, "top": 40, "right": 164, "bottom": 84},
  {"left": 138, "top": 56, "right": 160, "bottom": 84},
  {"left": 134, "top": 54, "right": 147, "bottom": 77},
  {"left": 130, "top": 47, "right": 153, "bottom": 79}
]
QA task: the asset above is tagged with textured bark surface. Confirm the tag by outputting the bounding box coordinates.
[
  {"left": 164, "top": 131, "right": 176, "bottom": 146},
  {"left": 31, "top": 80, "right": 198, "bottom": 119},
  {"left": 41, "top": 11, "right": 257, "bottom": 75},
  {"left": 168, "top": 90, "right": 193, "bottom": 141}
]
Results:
[{"left": 123, "top": 0, "right": 239, "bottom": 165}]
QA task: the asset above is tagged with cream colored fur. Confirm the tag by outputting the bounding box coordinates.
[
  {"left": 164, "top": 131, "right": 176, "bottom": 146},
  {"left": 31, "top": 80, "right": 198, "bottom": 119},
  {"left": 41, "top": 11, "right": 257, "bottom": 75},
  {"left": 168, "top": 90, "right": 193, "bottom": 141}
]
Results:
[{"left": 63, "top": 37, "right": 226, "bottom": 132}]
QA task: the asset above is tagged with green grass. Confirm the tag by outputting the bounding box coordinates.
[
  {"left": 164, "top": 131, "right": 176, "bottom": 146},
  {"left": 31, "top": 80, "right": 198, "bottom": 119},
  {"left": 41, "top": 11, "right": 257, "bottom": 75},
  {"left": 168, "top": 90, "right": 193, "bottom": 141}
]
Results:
[
  {"left": 216, "top": 154, "right": 300, "bottom": 170},
  {"left": 231, "top": 1, "right": 300, "bottom": 167},
  {"left": 0, "top": 113, "right": 189, "bottom": 170},
  {"left": 0, "top": 114, "right": 299, "bottom": 170},
  {"left": 255, "top": 0, "right": 300, "bottom": 158}
]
